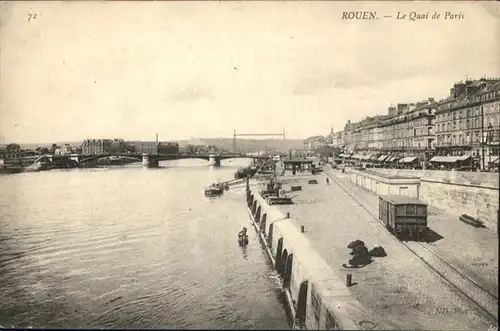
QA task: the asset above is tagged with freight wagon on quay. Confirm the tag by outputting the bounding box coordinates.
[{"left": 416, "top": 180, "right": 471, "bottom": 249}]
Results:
[{"left": 378, "top": 195, "right": 429, "bottom": 240}]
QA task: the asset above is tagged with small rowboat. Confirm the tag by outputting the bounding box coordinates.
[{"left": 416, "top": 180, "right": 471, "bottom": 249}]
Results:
[{"left": 204, "top": 185, "right": 223, "bottom": 197}]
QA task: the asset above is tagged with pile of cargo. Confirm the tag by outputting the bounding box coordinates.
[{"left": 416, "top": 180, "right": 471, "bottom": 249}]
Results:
[{"left": 344, "top": 240, "right": 386, "bottom": 268}]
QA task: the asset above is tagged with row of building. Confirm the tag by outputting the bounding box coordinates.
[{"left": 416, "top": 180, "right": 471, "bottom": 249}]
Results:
[
  {"left": 304, "top": 78, "right": 500, "bottom": 169},
  {"left": 1, "top": 139, "right": 222, "bottom": 163},
  {"left": 81, "top": 139, "right": 181, "bottom": 155}
]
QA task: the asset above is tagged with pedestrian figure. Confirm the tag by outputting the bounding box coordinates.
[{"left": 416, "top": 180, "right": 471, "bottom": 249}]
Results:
[{"left": 326, "top": 177, "right": 330, "bottom": 184}]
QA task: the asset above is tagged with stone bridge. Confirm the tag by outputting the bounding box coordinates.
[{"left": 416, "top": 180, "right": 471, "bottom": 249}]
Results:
[{"left": 78, "top": 153, "right": 269, "bottom": 167}]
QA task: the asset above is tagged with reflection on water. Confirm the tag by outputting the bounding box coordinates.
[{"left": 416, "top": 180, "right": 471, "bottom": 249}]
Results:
[
  {"left": 241, "top": 245, "right": 249, "bottom": 260},
  {"left": 0, "top": 159, "right": 290, "bottom": 329}
]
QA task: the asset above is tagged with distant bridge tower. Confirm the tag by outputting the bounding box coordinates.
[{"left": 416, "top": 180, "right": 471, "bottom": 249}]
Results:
[
  {"left": 232, "top": 129, "right": 286, "bottom": 153},
  {"left": 232, "top": 130, "right": 237, "bottom": 153}
]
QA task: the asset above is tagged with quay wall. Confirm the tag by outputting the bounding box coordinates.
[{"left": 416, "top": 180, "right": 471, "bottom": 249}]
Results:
[
  {"left": 355, "top": 169, "right": 499, "bottom": 231},
  {"left": 246, "top": 188, "right": 379, "bottom": 330}
]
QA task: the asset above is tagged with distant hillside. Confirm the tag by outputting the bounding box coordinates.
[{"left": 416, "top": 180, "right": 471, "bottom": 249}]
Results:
[
  {"left": 2, "top": 138, "right": 305, "bottom": 153},
  {"left": 178, "top": 138, "right": 304, "bottom": 153}
]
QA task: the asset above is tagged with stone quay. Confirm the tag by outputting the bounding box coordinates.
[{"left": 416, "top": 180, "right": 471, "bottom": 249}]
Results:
[{"left": 244, "top": 163, "right": 498, "bottom": 330}]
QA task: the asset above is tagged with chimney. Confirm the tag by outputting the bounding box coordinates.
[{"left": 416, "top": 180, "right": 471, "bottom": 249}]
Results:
[
  {"left": 397, "top": 103, "right": 407, "bottom": 114},
  {"left": 156, "top": 133, "right": 158, "bottom": 143},
  {"left": 453, "top": 83, "right": 466, "bottom": 98},
  {"left": 464, "top": 80, "right": 476, "bottom": 96}
]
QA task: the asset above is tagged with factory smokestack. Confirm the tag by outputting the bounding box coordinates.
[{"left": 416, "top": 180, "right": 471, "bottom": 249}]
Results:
[{"left": 156, "top": 133, "right": 158, "bottom": 143}]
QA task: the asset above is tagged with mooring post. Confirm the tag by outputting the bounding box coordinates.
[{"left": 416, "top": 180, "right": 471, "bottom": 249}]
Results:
[
  {"left": 346, "top": 273, "right": 352, "bottom": 287},
  {"left": 301, "top": 225, "right": 305, "bottom": 233}
]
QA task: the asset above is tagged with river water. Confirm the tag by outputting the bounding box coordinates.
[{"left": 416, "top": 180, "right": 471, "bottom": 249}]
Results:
[{"left": 0, "top": 159, "right": 290, "bottom": 329}]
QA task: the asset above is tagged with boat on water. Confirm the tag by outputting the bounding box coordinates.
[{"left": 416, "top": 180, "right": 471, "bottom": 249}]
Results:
[
  {"left": 238, "top": 234, "right": 249, "bottom": 246},
  {"left": 204, "top": 185, "right": 224, "bottom": 197}
]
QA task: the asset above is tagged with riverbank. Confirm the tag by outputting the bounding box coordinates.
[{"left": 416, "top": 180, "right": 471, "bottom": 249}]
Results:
[{"left": 245, "top": 167, "right": 497, "bottom": 330}]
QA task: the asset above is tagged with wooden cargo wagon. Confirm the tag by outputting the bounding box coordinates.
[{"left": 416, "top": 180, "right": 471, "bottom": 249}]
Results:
[{"left": 378, "top": 195, "right": 428, "bottom": 241}]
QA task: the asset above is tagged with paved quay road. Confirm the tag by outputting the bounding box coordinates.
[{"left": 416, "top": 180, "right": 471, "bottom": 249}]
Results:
[
  {"left": 323, "top": 167, "right": 499, "bottom": 300},
  {"left": 273, "top": 168, "right": 497, "bottom": 330},
  {"left": 0, "top": 159, "right": 290, "bottom": 329}
]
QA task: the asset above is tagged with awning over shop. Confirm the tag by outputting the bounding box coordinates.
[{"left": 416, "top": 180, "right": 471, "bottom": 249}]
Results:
[
  {"left": 378, "top": 155, "right": 389, "bottom": 162},
  {"left": 489, "top": 156, "right": 499, "bottom": 164},
  {"left": 362, "top": 155, "right": 372, "bottom": 160},
  {"left": 386, "top": 156, "right": 398, "bottom": 162},
  {"left": 399, "top": 156, "right": 418, "bottom": 163},
  {"left": 338, "top": 154, "right": 345, "bottom": 158},
  {"left": 352, "top": 154, "right": 362, "bottom": 159},
  {"left": 430, "top": 155, "right": 472, "bottom": 163},
  {"left": 430, "top": 156, "right": 459, "bottom": 163}
]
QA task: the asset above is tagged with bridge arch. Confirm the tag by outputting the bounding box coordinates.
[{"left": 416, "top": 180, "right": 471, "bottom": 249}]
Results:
[
  {"left": 296, "top": 280, "right": 309, "bottom": 324},
  {"left": 251, "top": 201, "right": 258, "bottom": 215},
  {"left": 275, "top": 237, "right": 283, "bottom": 271},
  {"left": 278, "top": 248, "right": 288, "bottom": 276},
  {"left": 79, "top": 155, "right": 103, "bottom": 164},
  {"left": 248, "top": 194, "right": 254, "bottom": 208},
  {"left": 255, "top": 206, "right": 261, "bottom": 223},
  {"left": 268, "top": 223, "right": 274, "bottom": 248},
  {"left": 260, "top": 213, "right": 267, "bottom": 234}
]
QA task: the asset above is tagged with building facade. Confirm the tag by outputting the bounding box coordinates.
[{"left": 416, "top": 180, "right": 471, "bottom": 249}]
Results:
[
  {"left": 311, "top": 78, "right": 499, "bottom": 170},
  {"left": 378, "top": 100, "right": 437, "bottom": 160},
  {"left": 303, "top": 136, "right": 327, "bottom": 150},
  {"left": 435, "top": 78, "right": 500, "bottom": 169},
  {"left": 81, "top": 139, "right": 128, "bottom": 155}
]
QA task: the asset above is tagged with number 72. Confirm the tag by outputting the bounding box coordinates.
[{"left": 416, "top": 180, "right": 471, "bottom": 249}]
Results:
[{"left": 28, "top": 13, "right": 37, "bottom": 21}]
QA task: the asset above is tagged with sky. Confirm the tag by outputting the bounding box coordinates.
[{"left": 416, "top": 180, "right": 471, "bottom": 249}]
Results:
[{"left": 1, "top": 1, "right": 499, "bottom": 144}]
